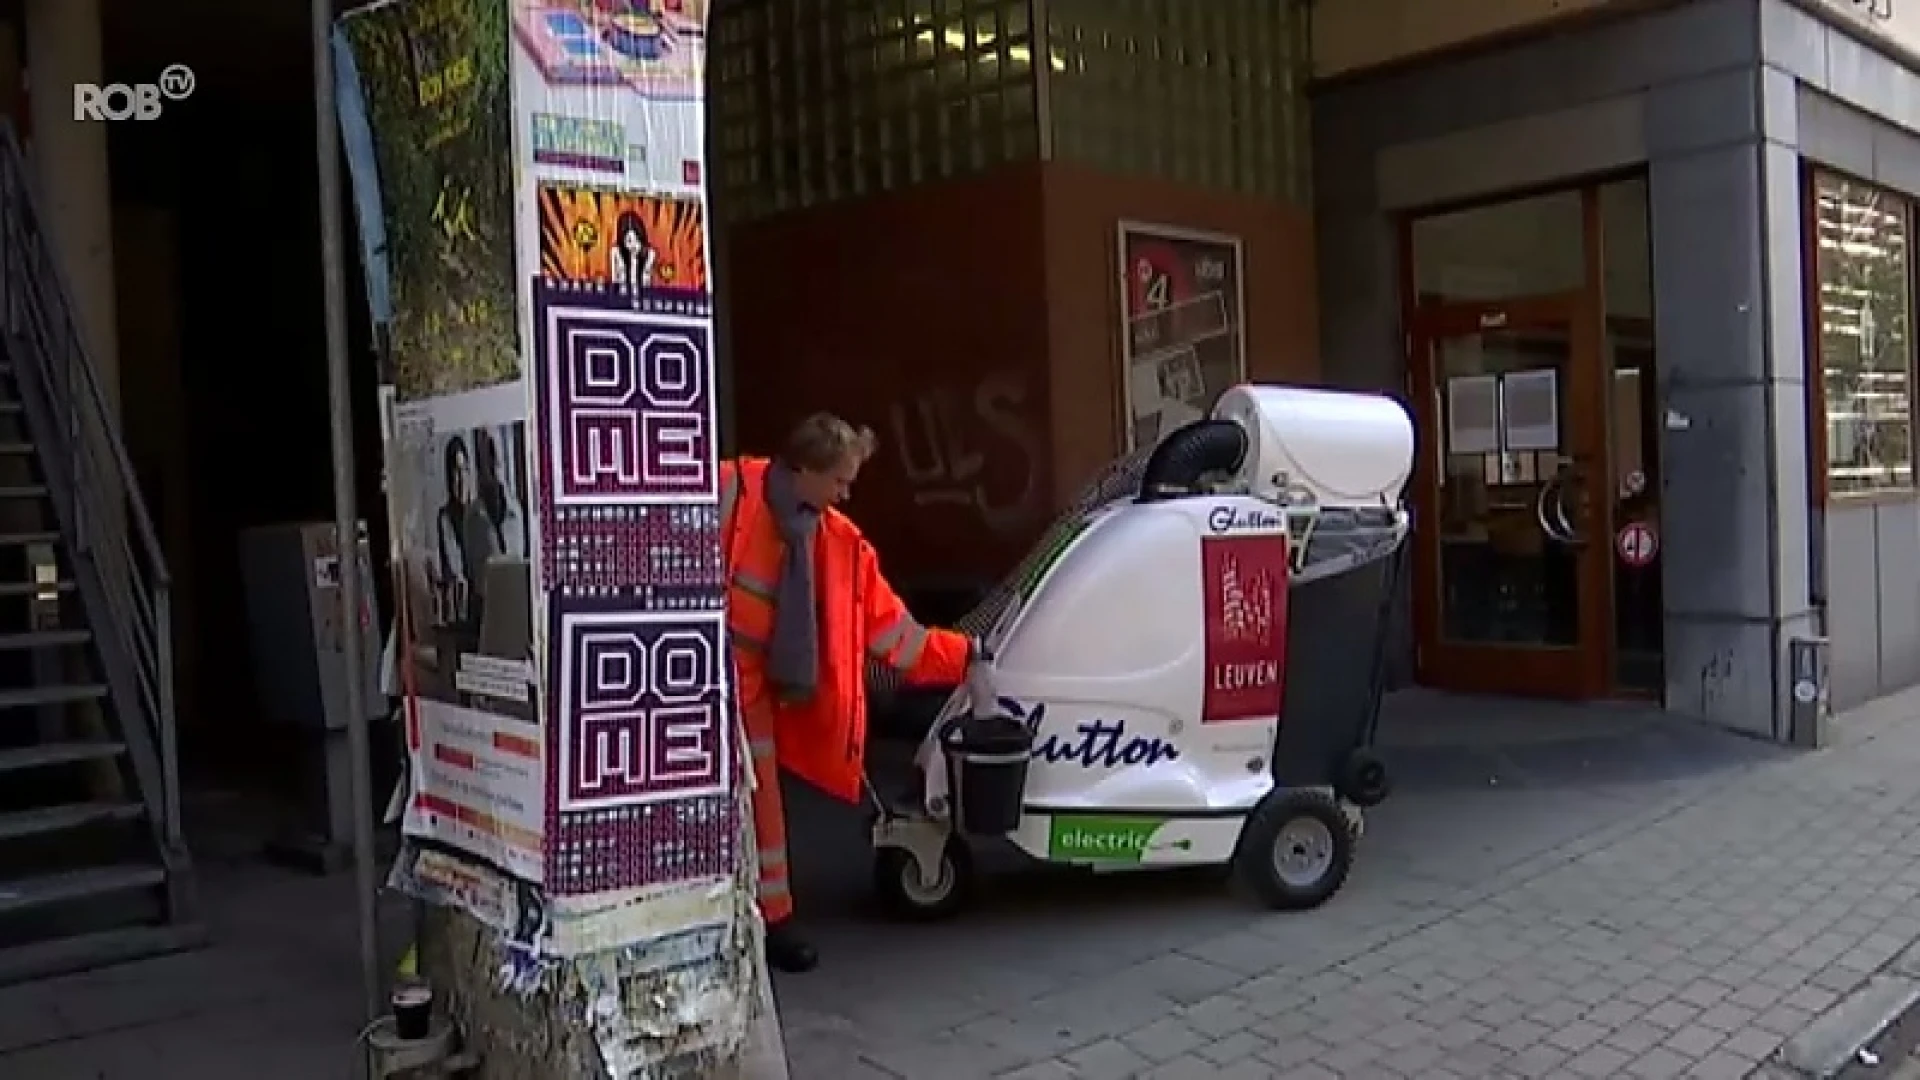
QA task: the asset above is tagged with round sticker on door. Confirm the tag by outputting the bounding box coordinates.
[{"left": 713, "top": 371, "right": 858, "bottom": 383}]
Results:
[{"left": 1616, "top": 521, "right": 1659, "bottom": 567}]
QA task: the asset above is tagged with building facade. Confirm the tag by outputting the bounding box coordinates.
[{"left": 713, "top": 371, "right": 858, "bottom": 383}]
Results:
[
  {"left": 707, "top": 0, "right": 1320, "bottom": 610},
  {"left": 17, "top": 0, "right": 1920, "bottom": 768},
  {"left": 1316, "top": 0, "right": 1920, "bottom": 736}
]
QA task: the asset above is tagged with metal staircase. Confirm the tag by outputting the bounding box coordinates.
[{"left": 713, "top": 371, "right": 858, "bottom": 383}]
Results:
[{"left": 0, "top": 122, "right": 201, "bottom": 983}]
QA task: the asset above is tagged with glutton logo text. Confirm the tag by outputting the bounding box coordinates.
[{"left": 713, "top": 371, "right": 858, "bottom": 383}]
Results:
[{"left": 74, "top": 64, "right": 195, "bottom": 122}]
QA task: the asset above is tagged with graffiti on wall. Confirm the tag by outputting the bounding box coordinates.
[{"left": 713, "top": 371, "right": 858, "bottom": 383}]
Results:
[
  {"left": 1698, "top": 646, "right": 1736, "bottom": 717},
  {"left": 886, "top": 370, "right": 1043, "bottom": 535}
]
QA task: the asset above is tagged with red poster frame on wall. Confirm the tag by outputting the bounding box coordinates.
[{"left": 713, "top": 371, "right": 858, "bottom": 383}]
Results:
[{"left": 1115, "top": 221, "right": 1248, "bottom": 453}]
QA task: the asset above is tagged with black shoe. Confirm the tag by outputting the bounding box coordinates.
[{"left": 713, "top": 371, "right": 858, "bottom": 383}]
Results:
[{"left": 765, "top": 920, "right": 819, "bottom": 974}]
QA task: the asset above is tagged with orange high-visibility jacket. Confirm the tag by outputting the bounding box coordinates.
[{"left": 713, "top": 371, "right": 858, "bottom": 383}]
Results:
[{"left": 721, "top": 457, "right": 971, "bottom": 803}]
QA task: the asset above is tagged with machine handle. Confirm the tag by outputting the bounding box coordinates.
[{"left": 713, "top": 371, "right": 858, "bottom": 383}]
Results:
[{"left": 965, "top": 639, "right": 998, "bottom": 721}]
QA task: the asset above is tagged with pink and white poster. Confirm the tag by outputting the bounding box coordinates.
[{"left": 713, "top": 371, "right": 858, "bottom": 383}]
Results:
[
  {"left": 510, "top": 0, "right": 735, "bottom": 901},
  {"left": 339, "top": 0, "right": 729, "bottom": 902}
]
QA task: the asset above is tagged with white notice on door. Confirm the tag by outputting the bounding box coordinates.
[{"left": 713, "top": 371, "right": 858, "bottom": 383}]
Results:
[
  {"left": 1502, "top": 368, "right": 1560, "bottom": 451},
  {"left": 1445, "top": 374, "right": 1500, "bottom": 455}
]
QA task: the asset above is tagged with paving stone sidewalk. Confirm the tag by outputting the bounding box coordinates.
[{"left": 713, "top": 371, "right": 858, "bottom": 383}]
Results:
[
  {"left": 8, "top": 690, "right": 1920, "bottom": 1079},
  {"left": 777, "top": 689, "right": 1920, "bottom": 1079}
]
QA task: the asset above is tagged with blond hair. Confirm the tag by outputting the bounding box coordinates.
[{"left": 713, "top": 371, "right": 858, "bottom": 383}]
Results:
[{"left": 781, "top": 412, "right": 877, "bottom": 472}]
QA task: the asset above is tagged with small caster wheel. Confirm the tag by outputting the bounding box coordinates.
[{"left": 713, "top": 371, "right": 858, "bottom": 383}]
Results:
[
  {"left": 1335, "top": 748, "right": 1392, "bottom": 808},
  {"left": 1233, "top": 788, "right": 1356, "bottom": 911},
  {"left": 872, "top": 839, "right": 973, "bottom": 921}
]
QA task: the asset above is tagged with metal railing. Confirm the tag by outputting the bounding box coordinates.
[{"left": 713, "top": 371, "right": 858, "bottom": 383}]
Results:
[{"left": 0, "top": 122, "right": 178, "bottom": 854}]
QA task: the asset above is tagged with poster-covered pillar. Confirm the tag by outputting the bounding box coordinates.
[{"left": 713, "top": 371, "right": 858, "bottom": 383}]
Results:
[
  {"left": 334, "top": 0, "right": 778, "bottom": 1074},
  {"left": 23, "top": 0, "right": 119, "bottom": 415}
]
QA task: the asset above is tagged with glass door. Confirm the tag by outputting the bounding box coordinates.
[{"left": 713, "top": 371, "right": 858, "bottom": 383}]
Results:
[
  {"left": 1601, "top": 177, "right": 1663, "bottom": 696},
  {"left": 1609, "top": 335, "right": 1663, "bottom": 693},
  {"left": 1409, "top": 301, "right": 1612, "bottom": 697}
]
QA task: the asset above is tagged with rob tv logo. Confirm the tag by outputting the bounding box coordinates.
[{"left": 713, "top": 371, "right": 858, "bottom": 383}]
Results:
[{"left": 73, "top": 64, "right": 194, "bottom": 122}]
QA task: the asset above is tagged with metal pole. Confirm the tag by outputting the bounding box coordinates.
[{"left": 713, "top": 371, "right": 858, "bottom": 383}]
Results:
[{"left": 312, "top": 0, "right": 382, "bottom": 1022}]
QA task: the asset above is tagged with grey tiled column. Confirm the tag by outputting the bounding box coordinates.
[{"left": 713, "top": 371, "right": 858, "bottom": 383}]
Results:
[{"left": 1646, "top": 65, "right": 1813, "bottom": 739}]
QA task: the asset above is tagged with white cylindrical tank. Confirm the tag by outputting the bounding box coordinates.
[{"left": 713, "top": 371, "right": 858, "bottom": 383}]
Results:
[{"left": 1213, "top": 385, "right": 1413, "bottom": 509}]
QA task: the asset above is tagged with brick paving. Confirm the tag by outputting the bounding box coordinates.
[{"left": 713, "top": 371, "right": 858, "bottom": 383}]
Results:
[
  {"left": 8, "top": 689, "right": 1920, "bottom": 1078},
  {"left": 779, "top": 689, "right": 1920, "bottom": 1078}
]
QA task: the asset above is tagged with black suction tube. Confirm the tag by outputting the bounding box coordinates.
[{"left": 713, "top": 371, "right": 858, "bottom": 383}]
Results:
[{"left": 1137, "top": 419, "right": 1249, "bottom": 503}]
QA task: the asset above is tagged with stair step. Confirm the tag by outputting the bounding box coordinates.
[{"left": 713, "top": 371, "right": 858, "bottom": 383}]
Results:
[
  {"left": 0, "top": 801, "right": 143, "bottom": 841},
  {"left": 0, "top": 531, "right": 56, "bottom": 546},
  {"left": 0, "top": 628, "right": 89, "bottom": 650},
  {"left": 0, "top": 443, "right": 31, "bottom": 455},
  {"left": 0, "top": 484, "right": 42, "bottom": 498},
  {"left": 0, "top": 741, "right": 125, "bottom": 773},
  {"left": 0, "top": 922, "right": 208, "bottom": 987},
  {"left": 0, "top": 865, "right": 165, "bottom": 918},
  {"left": 0, "top": 579, "right": 72, "bottom": 597},
  {"left": 0, "top": 684, "right": 105, "bottom": 708}
]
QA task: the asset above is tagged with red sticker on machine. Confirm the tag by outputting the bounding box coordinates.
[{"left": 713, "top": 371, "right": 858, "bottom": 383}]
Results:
[{"left": 1201, "top": 534, "right": 1290, "bottom": 724}]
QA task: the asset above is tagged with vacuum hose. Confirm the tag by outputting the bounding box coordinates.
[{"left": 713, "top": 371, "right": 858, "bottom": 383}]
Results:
[{"left": 1137, "top": 419, "right": 1249, "bottom": 503}]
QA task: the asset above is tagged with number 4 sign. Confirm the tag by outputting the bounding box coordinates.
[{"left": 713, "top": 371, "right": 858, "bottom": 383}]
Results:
[{"left": 1616, "top": 521, "right": 1659, "bottom": 568}]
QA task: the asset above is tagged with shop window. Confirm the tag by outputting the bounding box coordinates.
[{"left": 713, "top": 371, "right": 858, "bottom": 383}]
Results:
[{"left": 1812, "top": 171, "right": 1916, "bottom": 497}]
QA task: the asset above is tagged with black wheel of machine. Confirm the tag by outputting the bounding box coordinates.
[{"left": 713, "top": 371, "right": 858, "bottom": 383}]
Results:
[
  {"left": 1234, "top": 788, "right": 1357, "bottom": 911},
  {"left": 872, "top": 839, "right": 973, "bottom": 921},
  {"left": 1335, "top": 748, "right": 1393, "bottom": 808}
]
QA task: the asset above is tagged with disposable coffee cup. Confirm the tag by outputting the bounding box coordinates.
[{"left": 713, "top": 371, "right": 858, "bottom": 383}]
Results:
[{"left": 392, "top": 982, "right": 433, "bottom": 1041}]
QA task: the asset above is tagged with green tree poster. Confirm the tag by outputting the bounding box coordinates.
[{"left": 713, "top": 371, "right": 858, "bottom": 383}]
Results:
[{"left": 341, "top": 0, "right": 517, "bottom": 400}]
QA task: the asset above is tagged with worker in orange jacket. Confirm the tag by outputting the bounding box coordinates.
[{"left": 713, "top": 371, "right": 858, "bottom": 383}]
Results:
[{"left": 720, "top": 413, "right": 974, "bottom": 973}]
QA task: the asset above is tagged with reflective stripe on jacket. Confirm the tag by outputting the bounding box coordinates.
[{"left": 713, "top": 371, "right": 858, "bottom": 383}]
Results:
[{"left": 721, "top": 457, "right": 970, "bottom": 804}]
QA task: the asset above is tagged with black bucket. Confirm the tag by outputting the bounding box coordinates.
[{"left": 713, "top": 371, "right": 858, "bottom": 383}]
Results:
[{"left": 941, "top": 713, "right": 1033, "bottom": 836}]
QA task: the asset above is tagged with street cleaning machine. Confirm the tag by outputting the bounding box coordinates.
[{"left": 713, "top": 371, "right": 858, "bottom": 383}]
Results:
[{"left": 868, "top": 384, "right": 1414, "bottom": 917}]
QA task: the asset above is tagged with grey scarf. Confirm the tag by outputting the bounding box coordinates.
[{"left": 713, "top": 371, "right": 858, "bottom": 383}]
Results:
[{"left": 761, "top": 462, "right": 821, "bottom": 701}]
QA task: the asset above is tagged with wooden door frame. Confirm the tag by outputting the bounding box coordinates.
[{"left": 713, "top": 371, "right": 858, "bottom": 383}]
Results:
[{"left": 1400, "top": 187, "right": 1615, "bottom": 699}]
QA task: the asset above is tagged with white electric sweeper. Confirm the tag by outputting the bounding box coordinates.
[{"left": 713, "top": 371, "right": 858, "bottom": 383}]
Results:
[{"left": 867, "top": 385, "right": 1416, "bottom": 917}]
